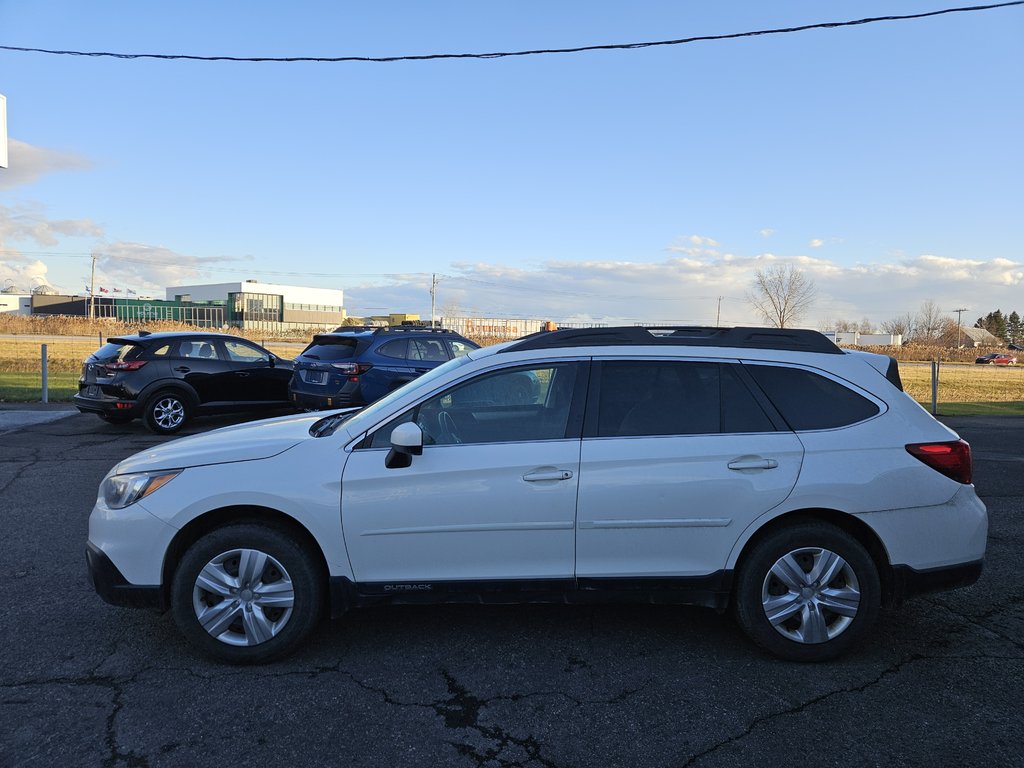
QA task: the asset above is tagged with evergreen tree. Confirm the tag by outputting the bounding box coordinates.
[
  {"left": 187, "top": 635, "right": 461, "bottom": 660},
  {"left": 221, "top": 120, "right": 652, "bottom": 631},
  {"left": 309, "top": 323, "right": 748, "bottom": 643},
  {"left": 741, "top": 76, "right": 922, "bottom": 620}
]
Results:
[{"left": 1007, "top": 311, "right": 1021, "bottom": 344}]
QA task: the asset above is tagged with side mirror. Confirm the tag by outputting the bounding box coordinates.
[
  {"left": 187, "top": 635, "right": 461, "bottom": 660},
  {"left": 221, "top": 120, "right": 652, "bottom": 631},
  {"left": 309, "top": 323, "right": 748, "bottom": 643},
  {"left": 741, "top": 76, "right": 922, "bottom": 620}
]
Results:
[
  {"left": 268, "top": 355, "right": 276, "bottom": 368},
  {"left": 385, "top": 422, "right": 424, "bottom": 469}
]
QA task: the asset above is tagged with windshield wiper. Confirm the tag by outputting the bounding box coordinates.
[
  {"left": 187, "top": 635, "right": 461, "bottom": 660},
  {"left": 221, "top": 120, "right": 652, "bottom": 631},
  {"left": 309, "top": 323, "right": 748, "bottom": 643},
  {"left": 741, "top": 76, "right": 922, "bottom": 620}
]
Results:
[{"left": 309, "top": 408, "right": 360, "bottom": 438}]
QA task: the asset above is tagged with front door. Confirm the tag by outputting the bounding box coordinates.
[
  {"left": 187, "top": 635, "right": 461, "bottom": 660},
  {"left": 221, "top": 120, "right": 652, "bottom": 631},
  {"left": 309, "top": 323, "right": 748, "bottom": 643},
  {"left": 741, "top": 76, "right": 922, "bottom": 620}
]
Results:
[{"left": 340, "top": 362, "right": 586, "bottom": 585}]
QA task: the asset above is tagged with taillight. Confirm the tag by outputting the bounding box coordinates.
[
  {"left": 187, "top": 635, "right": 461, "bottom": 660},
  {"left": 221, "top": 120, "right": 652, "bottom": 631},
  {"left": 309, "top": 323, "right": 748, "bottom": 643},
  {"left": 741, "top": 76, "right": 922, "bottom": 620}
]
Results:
[
  {"left": 906, "top": 440, "right": 972, "bottom": 484},
  {"left": 105, "top": 360, "right": 148, "bottom": 372},
  {"left": 330, "top": 363, "right": 373, "bottom": 375}
]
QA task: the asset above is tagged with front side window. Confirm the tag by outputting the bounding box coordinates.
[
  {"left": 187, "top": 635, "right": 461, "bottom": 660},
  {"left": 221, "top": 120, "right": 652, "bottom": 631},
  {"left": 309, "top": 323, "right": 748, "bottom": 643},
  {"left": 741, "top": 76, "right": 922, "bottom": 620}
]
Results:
[
  {"left": 744, "top": 364, "right": 880, "bottom": 430},
  {"left": 368, "top": 363, "right": 580, "bottom": 448},
  {"left": 408, "top": 338, "right": 448, "bottom": 362},
  {"left": 449, "top": 339, "right": 477, "bottom": 358},
  {"left": 593, "top": 360, "right": 774, "bottom": 437},
  {"left": 223, "top": 340, "right": 268, "bottom": 363}
]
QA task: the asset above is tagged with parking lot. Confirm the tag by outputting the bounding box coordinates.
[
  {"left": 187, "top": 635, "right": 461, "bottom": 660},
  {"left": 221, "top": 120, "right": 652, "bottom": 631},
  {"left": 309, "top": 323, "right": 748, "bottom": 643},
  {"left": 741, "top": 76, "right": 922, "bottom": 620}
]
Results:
[{"left": 1, "top": 408, "right": 1022, "bottom": 768}]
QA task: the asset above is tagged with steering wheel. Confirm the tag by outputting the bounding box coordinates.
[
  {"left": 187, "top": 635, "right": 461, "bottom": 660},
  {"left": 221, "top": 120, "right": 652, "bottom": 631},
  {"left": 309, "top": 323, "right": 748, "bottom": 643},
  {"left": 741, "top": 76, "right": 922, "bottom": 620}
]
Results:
[{"left": 437, "top": 411, "right": 462, "bottom": 444}]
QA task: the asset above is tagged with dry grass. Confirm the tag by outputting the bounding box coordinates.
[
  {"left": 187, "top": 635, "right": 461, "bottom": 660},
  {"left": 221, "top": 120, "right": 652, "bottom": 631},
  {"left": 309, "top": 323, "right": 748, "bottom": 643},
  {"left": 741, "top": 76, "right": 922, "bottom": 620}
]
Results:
[
  {"left": 900, "top": 363, "right": 1024, "bottom": 402},
  {"left": 2, "top": 315, "right": 1021, "bottom": 405}
]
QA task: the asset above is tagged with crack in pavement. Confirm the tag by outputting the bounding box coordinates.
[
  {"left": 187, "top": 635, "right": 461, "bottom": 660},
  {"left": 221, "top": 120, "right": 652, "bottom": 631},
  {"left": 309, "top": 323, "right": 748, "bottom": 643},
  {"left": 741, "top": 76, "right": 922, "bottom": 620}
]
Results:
[
  {"left": 0, "top": 451, "right": 41, "bottom": 495},
  {"left": 925, "top": 596, "right": 1024, "bottom": 651},
  {"left": 1, "top": 669, "right": 152, "bottom": 768}
]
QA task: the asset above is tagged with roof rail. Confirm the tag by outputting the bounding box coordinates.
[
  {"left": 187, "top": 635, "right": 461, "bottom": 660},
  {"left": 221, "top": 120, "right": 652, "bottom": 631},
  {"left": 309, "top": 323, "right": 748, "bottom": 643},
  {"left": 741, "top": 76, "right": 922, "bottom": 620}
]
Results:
[
  {"left": 375, "top": 326, "right": 453, "bottom": 334},
  {"left": 502, "top": 326, "right": 842, "bottom": 354}
]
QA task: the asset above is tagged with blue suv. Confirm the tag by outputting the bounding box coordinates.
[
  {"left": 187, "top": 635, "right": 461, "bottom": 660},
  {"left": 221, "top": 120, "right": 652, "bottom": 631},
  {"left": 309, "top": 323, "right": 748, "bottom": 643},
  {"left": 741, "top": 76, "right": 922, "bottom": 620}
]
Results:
[{"left": 289, "top": 326, "right": 479, "bottom": 409}]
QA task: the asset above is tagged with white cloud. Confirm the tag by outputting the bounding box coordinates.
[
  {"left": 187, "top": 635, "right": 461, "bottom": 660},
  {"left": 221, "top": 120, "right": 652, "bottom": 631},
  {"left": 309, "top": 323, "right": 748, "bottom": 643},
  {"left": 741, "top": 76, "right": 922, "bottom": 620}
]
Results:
[
  {"left": 94, "top": 242, "right": 249, "bottom": 294},
  {"left": 0, "top": 139, "right": 91, "bottom": 190},
  {"left": 809, "top": 239, "right": 824, "bottom": 248},
  {"left": 759, "top": 228, "right": 775, "bottom": 238}
]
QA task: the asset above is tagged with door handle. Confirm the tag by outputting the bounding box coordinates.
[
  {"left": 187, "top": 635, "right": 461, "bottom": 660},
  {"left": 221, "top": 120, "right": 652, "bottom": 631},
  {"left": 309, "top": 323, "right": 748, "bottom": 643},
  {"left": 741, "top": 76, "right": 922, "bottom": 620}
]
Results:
[
  {"left": 174, "top": 366, "right": 191, "bottom": 373},
  {"left": 727, "top": 458, "right": 779, "bottom": 471},
  {"left": 523, "top": 470, "right": 574, "bottom": 482}
]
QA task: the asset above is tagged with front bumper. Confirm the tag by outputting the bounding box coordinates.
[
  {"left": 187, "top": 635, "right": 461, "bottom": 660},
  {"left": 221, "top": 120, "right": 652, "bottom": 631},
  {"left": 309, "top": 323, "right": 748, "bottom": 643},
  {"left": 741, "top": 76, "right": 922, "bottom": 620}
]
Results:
[{"left": 86, "top": 542, "right": 166, "bottom": 611}]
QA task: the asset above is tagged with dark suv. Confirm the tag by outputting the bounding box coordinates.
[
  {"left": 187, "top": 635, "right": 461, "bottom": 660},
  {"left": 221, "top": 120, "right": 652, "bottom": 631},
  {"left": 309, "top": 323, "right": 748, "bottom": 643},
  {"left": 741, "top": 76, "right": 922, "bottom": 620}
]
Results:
[
  {"left": 289, "top": 326, "right": 479, "bottom": 409},
  {"left": 73, "top": 332, "right": 294, "bottom": 434}
]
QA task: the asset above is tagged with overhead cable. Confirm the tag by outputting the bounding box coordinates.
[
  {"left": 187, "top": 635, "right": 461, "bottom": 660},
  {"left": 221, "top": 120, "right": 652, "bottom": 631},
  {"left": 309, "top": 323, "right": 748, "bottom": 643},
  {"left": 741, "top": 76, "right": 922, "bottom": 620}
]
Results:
[{"left": 1, "top": 3, "right": 1020, "bottom": 63}]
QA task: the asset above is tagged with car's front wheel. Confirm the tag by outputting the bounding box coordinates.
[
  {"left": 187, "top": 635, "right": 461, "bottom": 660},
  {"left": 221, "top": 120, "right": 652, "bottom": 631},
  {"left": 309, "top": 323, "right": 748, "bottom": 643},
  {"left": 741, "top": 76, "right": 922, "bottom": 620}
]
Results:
[
  {"left": 143, "top": 390, "right": 190, "bottom": 434},
  {"left": 171, "top": 524, "right": 324, "bottom": 664},
  {"left": 733, "top": 521, "right": 880, "bottom": 662}
]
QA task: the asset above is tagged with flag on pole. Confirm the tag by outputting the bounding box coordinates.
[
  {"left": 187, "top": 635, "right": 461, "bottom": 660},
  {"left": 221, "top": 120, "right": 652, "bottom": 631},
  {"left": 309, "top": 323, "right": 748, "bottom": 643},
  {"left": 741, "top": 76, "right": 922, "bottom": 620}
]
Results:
[
  {"left": 127, "top": 288, "right": 137, "bottom": 295},
  {"left": 99, "top": 287, "right": 109, "bottom": 294},
  {"left": 84, "top": 285, "right": 91, "bottom": 294}
]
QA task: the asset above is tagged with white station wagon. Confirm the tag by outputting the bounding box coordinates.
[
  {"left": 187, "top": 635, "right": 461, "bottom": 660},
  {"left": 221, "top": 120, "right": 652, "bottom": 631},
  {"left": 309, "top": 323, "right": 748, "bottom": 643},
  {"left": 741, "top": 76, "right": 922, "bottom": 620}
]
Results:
[{"left": 87, "top": 326, "right": 987, "bottom": 663}]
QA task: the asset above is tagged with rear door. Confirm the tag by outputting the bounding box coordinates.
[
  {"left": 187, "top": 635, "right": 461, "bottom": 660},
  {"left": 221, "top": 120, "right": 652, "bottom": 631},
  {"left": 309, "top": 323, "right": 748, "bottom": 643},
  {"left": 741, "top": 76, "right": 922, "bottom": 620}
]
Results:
[
  {"left": 575, "top": 359, "right": 804, "bottom": 582},
  {"left": 172, "top": 338, "right": 231, "bottom": 403}
]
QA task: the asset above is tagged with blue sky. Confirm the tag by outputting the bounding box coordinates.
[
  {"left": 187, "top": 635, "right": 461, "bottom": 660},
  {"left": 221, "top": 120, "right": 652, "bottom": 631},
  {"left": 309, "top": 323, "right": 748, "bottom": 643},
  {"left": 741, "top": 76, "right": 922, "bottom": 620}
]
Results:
[{"left": 1, "top": 1, "right": 1021, "bottom": 327}]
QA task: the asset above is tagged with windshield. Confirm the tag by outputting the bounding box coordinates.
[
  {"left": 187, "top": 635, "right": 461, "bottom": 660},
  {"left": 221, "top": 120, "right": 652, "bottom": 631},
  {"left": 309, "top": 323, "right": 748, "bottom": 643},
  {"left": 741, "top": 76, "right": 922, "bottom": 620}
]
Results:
[{"left": 342, "top": 353, "right": 475, "bottom": 435}]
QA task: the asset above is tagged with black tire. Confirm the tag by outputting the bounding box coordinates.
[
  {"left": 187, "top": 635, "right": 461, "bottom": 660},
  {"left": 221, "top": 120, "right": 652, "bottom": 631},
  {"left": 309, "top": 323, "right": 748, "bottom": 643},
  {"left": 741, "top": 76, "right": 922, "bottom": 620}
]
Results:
[
  {"left": 143, "top": 390, "right": 190, "bottom": 434},
  {"left": 98, "top": 413, "right": 133, "bottom": 425},
  {"left": 733, "top": 521, "right": 880, "bottom": 662},
  {"left": 171, "top": 524, "right": 324, "bottom": 664}
]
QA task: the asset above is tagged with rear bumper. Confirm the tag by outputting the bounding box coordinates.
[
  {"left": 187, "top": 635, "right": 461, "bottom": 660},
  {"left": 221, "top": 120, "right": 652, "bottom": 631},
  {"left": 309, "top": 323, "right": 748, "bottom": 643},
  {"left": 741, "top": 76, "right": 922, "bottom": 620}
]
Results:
[
  {"left": 73, "top": 393, "right": 139, "bottom": 418},
  {"left": 86, "top": 542, "right": 166, "bottom": 611},
  {"left": 289, "top": 386, "right": 361, "bottom": 410},
  {"left": 889, "top": 560, "right": 983, "bottom": 604}
]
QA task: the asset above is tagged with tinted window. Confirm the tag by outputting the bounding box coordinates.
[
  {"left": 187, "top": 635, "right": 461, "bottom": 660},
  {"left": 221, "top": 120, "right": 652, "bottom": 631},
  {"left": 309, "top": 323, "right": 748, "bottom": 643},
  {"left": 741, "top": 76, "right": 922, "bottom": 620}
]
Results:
[
  {"left": 376, "top": 339, "right": 408, "bottom": 360},
  {"left": 301, "top": 337, "right": 359, "bottom": 362},
  {"left": 180, "top": 340, "right": 220, "bottom": 360},
  {"left": 92, "top": 342, "right": 145, "bottom": 363},
  {"left": 745, "top": 364, "right": 879, "bottom": 430},
  {"left": 223, "top": 340, "right": 267, "bottom": 363},
  {"left": 596, "top": 361, "right": 773, "bottom": 437},
  {"left": 369, "top": 364, "right": 579, "bottom": 447},
  {"left": 449, "top": 340, "right": 476, "bottom": 358},
  {"left": 408, "top": 338, "right": 448, "bottom": 362}
]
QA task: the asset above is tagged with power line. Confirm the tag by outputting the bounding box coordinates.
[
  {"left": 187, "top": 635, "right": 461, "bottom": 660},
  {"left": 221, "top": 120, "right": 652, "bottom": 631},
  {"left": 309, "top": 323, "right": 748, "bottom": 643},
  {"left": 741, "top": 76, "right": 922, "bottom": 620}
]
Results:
[{"left": 1, "top": 3, "right": 1019, "bottom": 64}]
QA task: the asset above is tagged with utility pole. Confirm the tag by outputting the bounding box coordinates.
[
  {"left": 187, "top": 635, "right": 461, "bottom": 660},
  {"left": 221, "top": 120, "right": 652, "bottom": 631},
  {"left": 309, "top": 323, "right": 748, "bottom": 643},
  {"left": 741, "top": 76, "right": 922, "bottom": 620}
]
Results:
[
  {"left": 430, "top": 273, "right": 438, "bottom": 327},
  {"left": 716, "top": 296, "right": 723, "bottom": 327},
  {"left": 89, "top": 254, "right": 97, "bottom": 320},
  {"left": 953, "top": 307, "right": 968, "bottom": 349}
]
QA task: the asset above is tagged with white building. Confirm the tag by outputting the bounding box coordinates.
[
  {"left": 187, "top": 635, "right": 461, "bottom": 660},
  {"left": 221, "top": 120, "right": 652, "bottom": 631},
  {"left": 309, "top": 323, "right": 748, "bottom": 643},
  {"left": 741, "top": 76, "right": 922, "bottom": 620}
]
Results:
[
  {"left": 166, "top": 280, "right": 346, "bottom": 331},
  {"left": 0, "top": 292, "right": 31, "bottom": 315}
]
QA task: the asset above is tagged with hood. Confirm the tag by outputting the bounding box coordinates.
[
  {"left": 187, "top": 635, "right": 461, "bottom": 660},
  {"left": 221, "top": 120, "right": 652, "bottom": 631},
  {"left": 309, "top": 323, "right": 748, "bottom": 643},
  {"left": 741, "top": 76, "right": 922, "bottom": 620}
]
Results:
[{"left": 114, "top": 411, "right": 324, "bottom": 474}]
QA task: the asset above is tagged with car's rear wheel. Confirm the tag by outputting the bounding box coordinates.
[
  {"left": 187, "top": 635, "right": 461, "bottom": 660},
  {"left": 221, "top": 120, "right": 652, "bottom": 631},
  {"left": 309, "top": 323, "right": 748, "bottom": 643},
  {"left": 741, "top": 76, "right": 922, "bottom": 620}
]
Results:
[
  {"left": 733, "top": 521, "right": 880, "bottom": 662},
  {"left": 171, "top": 524, "right": 324, "bottom": 664},
  {"left": 143, "top": 390, "right": 190, "bottom": 434}
]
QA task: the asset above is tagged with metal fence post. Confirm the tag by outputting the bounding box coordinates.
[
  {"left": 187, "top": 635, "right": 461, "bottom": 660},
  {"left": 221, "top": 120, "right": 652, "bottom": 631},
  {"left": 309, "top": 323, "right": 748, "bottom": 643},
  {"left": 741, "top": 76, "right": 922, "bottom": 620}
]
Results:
[
  {"left": 931, "top": 358, "right": 939, "bottom": 415},
  {"left": 41, "top": 343, "right": 49, "bottom": 404}
]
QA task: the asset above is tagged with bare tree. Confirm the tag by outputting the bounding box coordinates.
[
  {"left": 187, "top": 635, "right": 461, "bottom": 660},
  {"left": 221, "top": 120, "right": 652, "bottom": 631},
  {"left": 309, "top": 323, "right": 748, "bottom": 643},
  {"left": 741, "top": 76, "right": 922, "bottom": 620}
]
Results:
[
  {"left": 881, "top": 312, "right": 916, "bottom": 341},
  {"left": 747, "top": 265, "right": 816, "bottom": 328},
  {"left": 915, "top": 299, "right": 947, "bottom": 342}
]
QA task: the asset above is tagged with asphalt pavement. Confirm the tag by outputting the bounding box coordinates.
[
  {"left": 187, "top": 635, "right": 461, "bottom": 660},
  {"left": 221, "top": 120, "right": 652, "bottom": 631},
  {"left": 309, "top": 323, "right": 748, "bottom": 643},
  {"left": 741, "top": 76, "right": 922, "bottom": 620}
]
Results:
[{"left": 1, "top": 408, "right": 1021, "bottom": 768}]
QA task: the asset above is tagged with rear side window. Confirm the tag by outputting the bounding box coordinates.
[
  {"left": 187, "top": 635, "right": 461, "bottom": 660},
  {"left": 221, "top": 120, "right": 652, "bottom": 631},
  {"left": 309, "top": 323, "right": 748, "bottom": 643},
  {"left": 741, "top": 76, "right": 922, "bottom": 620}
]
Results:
[
  {"left": 376, "top": 339, "right": 408, "bottom": 359},
  {"left": 594, "top": 361, "right": 774, "bottom": 437},
  {"left": 301, "top": 337, "right": 359, "bottom": 362},
  {"left": 745, "top": 364, "right": 879, "bottom": 430}
]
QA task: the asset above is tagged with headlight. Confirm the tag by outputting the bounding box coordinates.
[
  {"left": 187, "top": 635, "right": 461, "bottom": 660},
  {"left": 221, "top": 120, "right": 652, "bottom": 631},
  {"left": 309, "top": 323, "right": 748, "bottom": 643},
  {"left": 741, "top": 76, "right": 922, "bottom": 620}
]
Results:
[{"left": 101, "top": 470, "right": 181, "bottom": 510}]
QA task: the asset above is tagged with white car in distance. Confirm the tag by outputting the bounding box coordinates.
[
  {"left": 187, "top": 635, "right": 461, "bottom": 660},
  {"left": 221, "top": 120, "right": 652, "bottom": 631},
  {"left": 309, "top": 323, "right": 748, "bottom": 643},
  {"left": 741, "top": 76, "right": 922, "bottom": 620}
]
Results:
[{"left": 87, "top": 326, "right": 987, "bottom": 663}]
